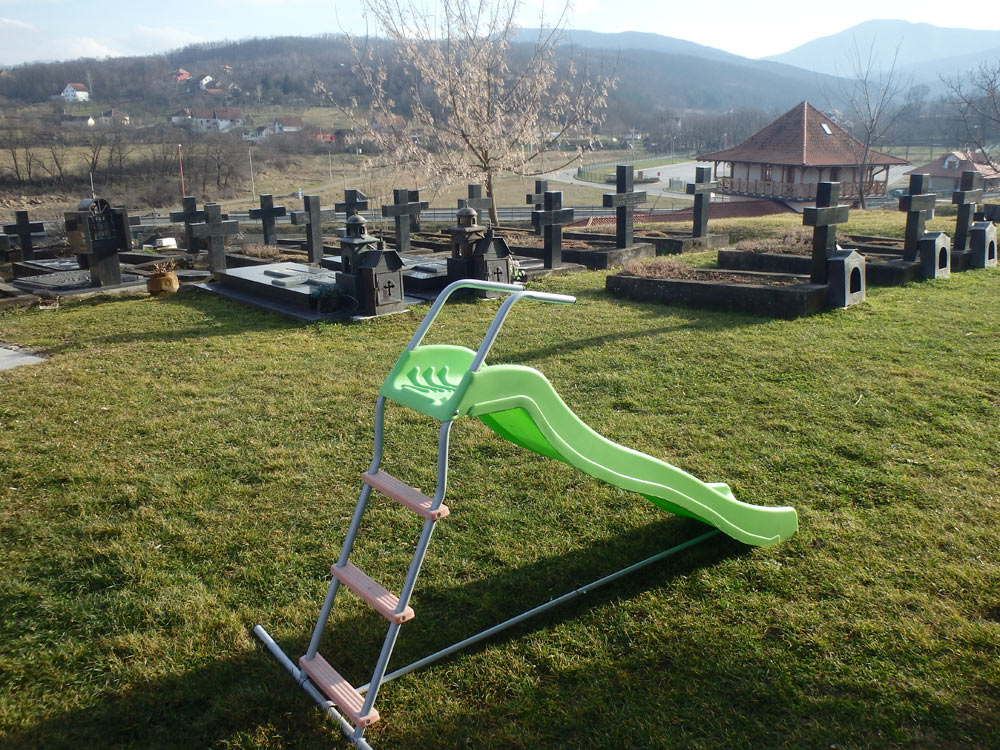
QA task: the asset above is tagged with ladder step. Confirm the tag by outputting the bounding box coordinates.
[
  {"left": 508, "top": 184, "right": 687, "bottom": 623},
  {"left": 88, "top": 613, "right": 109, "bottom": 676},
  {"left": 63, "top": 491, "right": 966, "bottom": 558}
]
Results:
[
  {"left": 362, "top": 470, "right": 450, "bottom": 521},
  {"left": 332, "top": 561, "right": 415, "bottom": 624},
  {"left": 299, "top": 653, "right": 380, "bottom": 727}
]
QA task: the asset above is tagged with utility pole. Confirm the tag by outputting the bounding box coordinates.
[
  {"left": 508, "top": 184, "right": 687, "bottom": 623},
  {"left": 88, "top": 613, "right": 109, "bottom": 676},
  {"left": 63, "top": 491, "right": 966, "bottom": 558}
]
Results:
[
  {"left": 249, "top": 147, "right": 256, "bottom": 200},
  {"left": 177, "top": 144, "right": 186, "bottom": 198}
]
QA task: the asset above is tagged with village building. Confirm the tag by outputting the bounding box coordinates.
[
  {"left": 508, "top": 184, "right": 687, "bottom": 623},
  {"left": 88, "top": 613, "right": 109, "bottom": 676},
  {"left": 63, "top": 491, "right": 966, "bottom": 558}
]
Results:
[
  {"left": 698, "top": 101, "right": 908, "bottom": 202},
  {"left": 182, "top": 107, "right": 246, "bottom": 133},
  {"left": 905, "top": 148, "right": 1000, "bottom": 192},
  {"left": 61, "top": 83, "right": 89, "bottom": 103},
  {"left": 60, "top": 113, "right": 95, "bottom": 128},
  {"left": 98, "top": 108, "right": 130, "bottom": 127},
  {"left": 167, "top": 108, "right": 192, "bottom": 124},
  {"left": 272, "top": 116, "right": 303, "bottom": 134}
]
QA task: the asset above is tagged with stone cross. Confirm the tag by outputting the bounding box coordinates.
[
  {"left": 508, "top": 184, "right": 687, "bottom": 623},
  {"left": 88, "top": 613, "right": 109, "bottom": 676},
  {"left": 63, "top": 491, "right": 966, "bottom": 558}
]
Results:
[
  {"left": 3, "top": 210, "right": 44, "bottom": 261},
  {"left": 951, "top": 170, "right": 983, "bottom": 252},
  {"left": 532, "top": 191, "right": 574, "bottom": 269},
  {"left": 459, "top": 184, "right": 494, "bottom": 223},
  {"left": 381, "top": 188, "right": 428, "bottom": 255},
  {"left": 291, "top": 195, "right": 337, "bottom": 264},
  {"left": 802, "top": 181, "right": 850, "bottom": 285},
  {"left": 407, "top": 190, "right": 425, "bottom": 232},
  {"left": 526, "top": 179, "right": 548, "bottom": 235},
  {"left": 169, "top": 196, "right": 207, "bottom": 253},
  {"left": 686, "top": 167, "right": 717, "bottom": 239},
  {"left": 335, "top": 189, "right": 369, "bottom": 219},
  {"left": 898, "top": 174, "right": 936, "bottom": 261},
  {"left": 603, "top": 165, "right": 647, "bottom": 249},
  {"left": 191, "top": 203, "right": 239, "bottom": 274},
  {"left": 249, "top": 194, "right": 287, "bottom": 246}
]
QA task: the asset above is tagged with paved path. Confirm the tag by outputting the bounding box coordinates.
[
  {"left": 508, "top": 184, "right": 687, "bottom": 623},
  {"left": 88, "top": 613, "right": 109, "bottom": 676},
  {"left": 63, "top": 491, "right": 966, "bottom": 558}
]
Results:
[
  {"left": 544, "top": 160, "right": 700, "bottom": 201},
  {"left": 0, "top": 345, "right": 45, "bottom": 371}
]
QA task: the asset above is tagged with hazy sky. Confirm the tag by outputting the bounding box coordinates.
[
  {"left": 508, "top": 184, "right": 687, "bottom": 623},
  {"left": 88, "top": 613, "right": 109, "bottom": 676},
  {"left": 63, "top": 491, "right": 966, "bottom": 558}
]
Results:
[{"left": 0, "top": 0, "right": 996, "bottom": 65}]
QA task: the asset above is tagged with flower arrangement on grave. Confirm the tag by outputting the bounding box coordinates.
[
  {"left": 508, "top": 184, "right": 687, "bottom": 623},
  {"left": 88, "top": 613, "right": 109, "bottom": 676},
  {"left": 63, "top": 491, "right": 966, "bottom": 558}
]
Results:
[{"left": 147, "top": 259, "right": 180, "bottom": 295}]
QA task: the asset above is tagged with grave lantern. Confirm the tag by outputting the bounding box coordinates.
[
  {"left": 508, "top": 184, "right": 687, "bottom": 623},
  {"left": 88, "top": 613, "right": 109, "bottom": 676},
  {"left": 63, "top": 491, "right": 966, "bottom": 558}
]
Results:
[
  {"left": 448, "top": 206, "right": 486, "bottom": 258},
  {"left": 65, "top": 198, "right": 130, "bottom": 287},
  {"left": 826, "top": 246, "right": 866, "bottom": 309},
  {"left": 968, "top": 221, "right": 997, "bottom": 269},
  {"left": 336, "top": 212, "right": 380, "bottom": 305},
  {"left": 918, "top": 231, "right": 950, "bottom": 279},
  {"left": 358, "top": 240, "right": 405, "bottom": 317}
]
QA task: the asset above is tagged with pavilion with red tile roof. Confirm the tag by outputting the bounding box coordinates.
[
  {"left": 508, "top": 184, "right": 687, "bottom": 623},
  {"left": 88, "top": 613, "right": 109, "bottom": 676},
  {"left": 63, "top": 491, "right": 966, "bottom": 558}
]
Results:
[{"left": 698, "top": 101, "right": 907, "bottom": 202}]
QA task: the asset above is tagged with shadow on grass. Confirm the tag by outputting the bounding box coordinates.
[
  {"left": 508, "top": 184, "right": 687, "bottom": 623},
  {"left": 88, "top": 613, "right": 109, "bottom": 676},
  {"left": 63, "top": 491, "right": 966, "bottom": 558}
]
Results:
[{"left": 4, "top": 518, "right": 740, "bottom": 749}]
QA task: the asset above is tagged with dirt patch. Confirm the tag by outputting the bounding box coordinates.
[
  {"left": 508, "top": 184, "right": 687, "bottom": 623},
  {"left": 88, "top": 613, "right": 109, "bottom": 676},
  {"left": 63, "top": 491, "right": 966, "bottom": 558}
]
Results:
[
  {"left": 237, "top": 244, "right": 305, "bottom": 262},
  {"left": 622, "top": 257, "right": 799, "bottom": 286},
  {"left": 734, "top": 225, "right": 813, "bottom": 255}
]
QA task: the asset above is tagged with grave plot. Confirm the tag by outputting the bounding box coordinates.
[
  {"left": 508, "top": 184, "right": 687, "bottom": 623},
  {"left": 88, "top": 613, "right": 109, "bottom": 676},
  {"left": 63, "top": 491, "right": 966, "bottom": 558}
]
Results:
[
  {"left": 9, "top": 199, "right": 149, "bottom": 297},
  {"left": 564, "top": 166, "right": 730, "bottom": 256},
  {"left": 606, "top": 181, "right": 865, "bottom": 319}
]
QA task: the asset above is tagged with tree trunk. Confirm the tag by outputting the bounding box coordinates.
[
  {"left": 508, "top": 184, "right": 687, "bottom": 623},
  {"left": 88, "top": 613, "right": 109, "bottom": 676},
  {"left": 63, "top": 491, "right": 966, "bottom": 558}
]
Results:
[{"left": 486, "top": 169, "right": 499, "bottom": 226}]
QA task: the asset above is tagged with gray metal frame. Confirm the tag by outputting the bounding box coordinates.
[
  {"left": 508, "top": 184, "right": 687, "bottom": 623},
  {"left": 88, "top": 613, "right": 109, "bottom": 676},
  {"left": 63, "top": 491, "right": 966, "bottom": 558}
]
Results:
[{"left": 254, "top": 280, "right": 718, "bottom": 748}]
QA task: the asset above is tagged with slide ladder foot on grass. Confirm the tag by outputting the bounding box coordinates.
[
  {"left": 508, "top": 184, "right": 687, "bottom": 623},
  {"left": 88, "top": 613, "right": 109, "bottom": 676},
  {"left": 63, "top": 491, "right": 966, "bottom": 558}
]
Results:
[{"left": 255, "top": 280, "right": 798, "bottom": 747}]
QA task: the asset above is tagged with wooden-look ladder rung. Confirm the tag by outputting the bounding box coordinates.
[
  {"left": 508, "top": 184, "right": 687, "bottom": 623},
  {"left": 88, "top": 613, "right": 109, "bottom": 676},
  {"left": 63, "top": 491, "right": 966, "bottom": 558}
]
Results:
[
  {"left": 299, "top": 653, "right": 380, "bottom": 727},
  {"left": 362, "top": 470, "right": 450, "bottom": 521},
  {"left": 332, "top": 561, "right": 415, "bottom": 624}
]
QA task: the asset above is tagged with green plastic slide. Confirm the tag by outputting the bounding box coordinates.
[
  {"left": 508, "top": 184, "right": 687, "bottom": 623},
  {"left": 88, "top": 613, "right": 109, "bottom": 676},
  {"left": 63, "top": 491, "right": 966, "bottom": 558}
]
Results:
[{"left": 380, "top": 344, "right": 797, "bottom": 547}]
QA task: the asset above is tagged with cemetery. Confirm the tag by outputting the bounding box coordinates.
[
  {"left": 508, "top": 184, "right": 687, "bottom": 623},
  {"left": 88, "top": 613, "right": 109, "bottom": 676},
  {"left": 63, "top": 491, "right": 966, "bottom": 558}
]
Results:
[{"left": 1, "top": 34, "right": 999, "bottom": 750}]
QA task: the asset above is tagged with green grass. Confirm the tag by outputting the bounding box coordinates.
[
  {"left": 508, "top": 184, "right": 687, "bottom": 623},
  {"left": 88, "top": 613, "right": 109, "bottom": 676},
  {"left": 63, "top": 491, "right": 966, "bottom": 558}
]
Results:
[{"left": 1, "top": 251, "right": 999, "bottom": 748}]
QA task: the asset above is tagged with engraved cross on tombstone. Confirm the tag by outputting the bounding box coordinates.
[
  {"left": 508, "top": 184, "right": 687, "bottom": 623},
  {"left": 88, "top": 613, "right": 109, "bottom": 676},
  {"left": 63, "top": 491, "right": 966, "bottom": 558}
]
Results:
[
  {"left": 686, "top": 166, "right": 717, "bottom": 239},
  {"left": 381, "top": 188, "right": 428, "bottom": 255},
  {"left": 290, "top": 195, "right": 337, "bottom": 264},
  {"left": 3, "top": 210, "right": 44, "bottom": 261},
  {"left": 803, "top": 181, "right": 850, "bottom": 285},
  {"left": 526, "top": 179, "right": 548, "bottom": 235},
  {"left": 169, "top": 196, "right": 207, "bottom": 253},
  {"left": 898, "top": 174, "right": 936, "bottom": 261},
  {"left": 191, "top": 203, "right": 239, "bottom": 274},
  {"left": 249, "top": 194, "right": 286, "bottom": 246},
  {"left": 335, "top": 189, "right": 369, "bottom": 219},
  {"left": 603, "top": 165, "right": 647, "bottom": 249},
  {"left": 459, "top": 184, "right": 494, "bottom": 225},
  {"left": 951, "top": 170, "right": 983, "bottom": 252},
  {"left": 532, "top": 191, "right": 574, "bottom": 269}
]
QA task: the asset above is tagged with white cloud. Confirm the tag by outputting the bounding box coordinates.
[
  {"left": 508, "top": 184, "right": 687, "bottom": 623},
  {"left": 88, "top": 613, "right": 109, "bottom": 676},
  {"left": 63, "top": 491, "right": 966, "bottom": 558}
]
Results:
[
  {"left": 132, "top": 24, "right": 204, "bottom": 50},
  {"left": 0, "top": 15, "right": 33, "bottom": 30},
  {"left": 60, "top": 36, "right": 122, "bottom": 59}
]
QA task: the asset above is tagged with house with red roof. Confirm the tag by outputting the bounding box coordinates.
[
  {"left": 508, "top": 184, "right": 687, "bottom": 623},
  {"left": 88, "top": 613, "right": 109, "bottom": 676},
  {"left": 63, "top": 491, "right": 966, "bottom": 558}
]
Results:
[
  {"left": 61, "top": 83, "right": 89, "bottom": 103},
  {"left": 905, "top": 149, "right": 1000, "bottom": 192},
  {"left": 698, "top": 102, "right": 908, "bottom": 202}
]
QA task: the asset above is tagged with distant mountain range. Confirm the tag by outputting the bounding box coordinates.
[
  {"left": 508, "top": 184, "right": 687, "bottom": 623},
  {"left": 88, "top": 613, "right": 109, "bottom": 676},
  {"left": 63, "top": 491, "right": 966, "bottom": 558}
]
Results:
[{"left": 764, "top": 19, "right": 1000, "bottom": 82}]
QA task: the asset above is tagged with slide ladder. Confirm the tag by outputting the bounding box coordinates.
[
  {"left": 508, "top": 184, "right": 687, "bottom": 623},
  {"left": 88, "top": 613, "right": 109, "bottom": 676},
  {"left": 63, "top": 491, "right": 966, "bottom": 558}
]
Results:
[{"left": 254, "top": 280, "right": 797, "bottom": 748}]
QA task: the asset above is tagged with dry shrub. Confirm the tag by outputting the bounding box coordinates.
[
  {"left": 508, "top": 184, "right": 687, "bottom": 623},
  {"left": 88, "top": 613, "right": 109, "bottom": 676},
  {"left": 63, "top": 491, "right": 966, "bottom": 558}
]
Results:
[
  {"left": 622, "top": 257, "right": 694, "bottom": 279},
  {"left": 735, "top": 225, "right": 813, "bottom": 254},
  {"left": 238, "top": 244, "right": 283, "bottom": 259}
]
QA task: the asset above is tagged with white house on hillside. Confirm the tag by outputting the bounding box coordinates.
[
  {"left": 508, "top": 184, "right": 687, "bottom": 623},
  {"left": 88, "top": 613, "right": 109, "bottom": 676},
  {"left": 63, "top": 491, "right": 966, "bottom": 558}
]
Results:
[{"left": 62, "top": 83, "right": 90, "bottom": 103}]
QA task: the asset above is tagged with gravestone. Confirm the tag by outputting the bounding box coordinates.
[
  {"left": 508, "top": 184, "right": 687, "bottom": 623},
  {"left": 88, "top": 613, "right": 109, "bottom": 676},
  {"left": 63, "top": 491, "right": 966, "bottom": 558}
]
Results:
[
  {"left": 686, "top": 167, "right": 717, "bottom": 239},
  {"left": 335, "top": 189, "right": 369, "bottom": 219},
  {"left": 3, "top": 210, "right": 44, "bottom": 261},
  {"left": 526, "top": 179, "right": 548, "bottom": 235},
  {"left": 290, "top": 195, "right": 337, "bottom": 264},
  {"left": 408, "top": 190, "right": 424, "bottom": 232},
  {"left": 446, "top": 206, "right": 488, "bottom": 286},
  {"left": 358, "top": 242, "right": 405, "bottom": 317},
  {"left": 191, "top": 203, "right": 239, "bottom": 275},
  {"left": 603, "top": 165, "right": 647, "bottom": 249},
  {"left": 170, "top": 196, "right": 207, "bottom": 252},
  {"left": 1, "top": 234, "right": 16, "bottom": 262},
  {"left": 968, "top": 221, "right": 997, "bottom": 269},
  {"left": 335, "top": 212, "right": 381, "bottom": 305},
  {"left": 898, "top": 174, "right": 936, "bottom": 261},
  {"left": 249, "top": 194, "right": 287, "bottom": 246},
  {"left": 64, "top": 198, "right": 130, "bottom": 287},
  {"left": 803, "top": 181, "right": 850, "bottom": 284},
  {"left": 458, "top": 184, "right": 494, "bottom": 225},
  {"left": 951, "top": 170, "right": 983, "bottom": 252},
  {"left": 382, "top": 189, "right": 428, "bottom": 255},
  {"left": 532, "top": 191, "right": 574, "bottom": 269},
  {"left": 918, "top": 232, "right": 950, "bottom": 279}
]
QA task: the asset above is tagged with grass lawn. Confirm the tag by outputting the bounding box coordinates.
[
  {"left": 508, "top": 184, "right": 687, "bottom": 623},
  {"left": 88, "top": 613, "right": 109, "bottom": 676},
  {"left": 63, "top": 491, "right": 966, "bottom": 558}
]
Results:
[{"left": 0, "top": 245, "right": 998, "bottom": 748}]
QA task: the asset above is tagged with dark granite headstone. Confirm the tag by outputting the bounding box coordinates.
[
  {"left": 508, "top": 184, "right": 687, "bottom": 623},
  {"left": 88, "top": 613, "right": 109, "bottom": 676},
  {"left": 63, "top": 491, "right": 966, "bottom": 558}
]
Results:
[
  {"left": 170, "top": 196, "right": 207, "bottom": 252},
  {"left": 951, "top": 171, "right": 983, "bottom": 252},
  {"left": 64, "top": 198, "right": 129, "bottom": 287},
  {"left": 898, "top": 174, "right": 936, "bottom": 261},
  {"left": 249, "top": 194, "right": 287, "bottom": 246},
  {"left": 382, "top": 188, "right": 428, "bottom": 255},
  {"left": 335, "top": 189, "right": 369, "bottom": 219},
  {"left": 3, "top": 210, "right": 44, "bottom": 261},
  {"left": 335, "top": 212, "right": 381, "bottom": 306},
  {"left": 603, "top": 165, "right": 647, "bottom": 249},
  {"left": 408, "top": 190, "right": 424, "bottom": 232},
  {"left": 0, "top": 234, "right": 16, "bottom": 262},
  {"left": 532, "top": 191, "right": 574, "bottom": 269},
  {"left": 290, "top": 195, "right": 337, "bottom": 264},
  {"left": 686, "top": 167, "right": 717, "bottom": 239},
  {"left": 358, "top": 242, "right": 406, "bottom": 317},
  {"left": 458, "top": 184, "right": 494, "bottom": 225},
  {"left": 191, "top": 203, "right": 239, "bottom": 275},
  {"left": 446, "top": 206, "right": 487, "bottom": 284},
  {"left": 472, "top": 228, "right": 512, "bottom": 290},
  {"left": 526, "top": 179, "right": 548, "bottom": 235},
  {"left": 802, "top": 182, "right": 850, "bottom": 285}
]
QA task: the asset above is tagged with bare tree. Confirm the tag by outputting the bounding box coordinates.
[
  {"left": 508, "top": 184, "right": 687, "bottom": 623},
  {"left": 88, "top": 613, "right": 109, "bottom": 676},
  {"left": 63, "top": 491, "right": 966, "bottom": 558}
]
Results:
[
  {"left": 943, "top": 61, "right": 1000, "bottom": 169},
  {"left": 323, "top": 0, "right": 614, "bottom": 224},
  {"left": 832, "top": 40, "right": 912, "bottom": 208}
]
